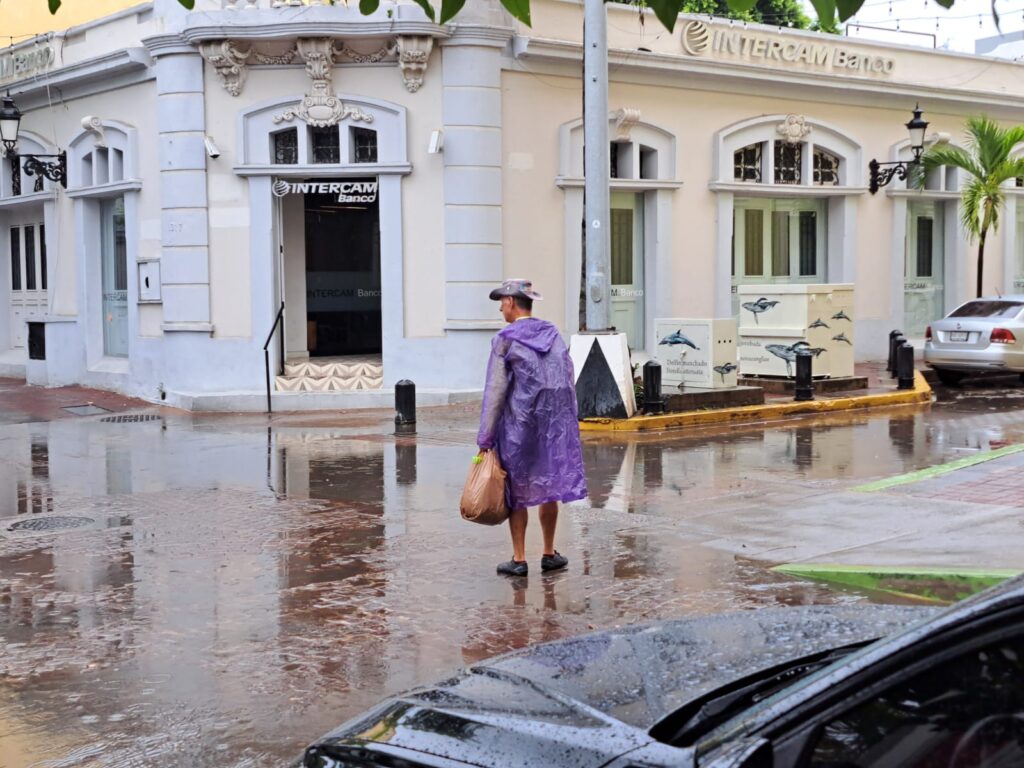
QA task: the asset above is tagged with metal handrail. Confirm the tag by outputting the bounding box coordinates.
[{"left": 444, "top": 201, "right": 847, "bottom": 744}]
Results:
[{"left": 263, "top": 301, "right": 285, "bottom": 414}]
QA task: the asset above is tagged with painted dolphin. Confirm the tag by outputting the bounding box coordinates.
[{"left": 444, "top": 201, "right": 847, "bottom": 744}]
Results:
[
  {"left": 832, "top": 332, "right": 853, "bottom": 345},
  {"left": 658, "top": 329, "right": 699, "bottom": 350},
  {"left": 713, "top": 362, "right": 738, "bottom": 384},
  {"left": 831, "top": 310, "right": 852, "bottom": 322},
  {"left": 809, "top": 318, "right": 830, "bottom": 329},
  {"left": 740, "top": 297, "right": 780, "bottom": 325},
  {"left": 766, "top": 341, "right": 820, "bottom": 376}
]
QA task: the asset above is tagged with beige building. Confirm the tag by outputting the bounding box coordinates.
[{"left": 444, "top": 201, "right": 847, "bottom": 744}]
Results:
[{"left": 1, "top": 0, "right": 1022, "bottom": 409}]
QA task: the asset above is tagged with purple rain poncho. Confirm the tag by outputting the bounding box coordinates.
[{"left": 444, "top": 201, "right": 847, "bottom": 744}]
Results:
[{"left": 476, "top": 318, "right": 588, "bottom": 510}]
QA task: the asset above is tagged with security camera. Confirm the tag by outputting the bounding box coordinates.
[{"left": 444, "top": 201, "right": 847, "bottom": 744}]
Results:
[
  {"left": 204, "top": 135, "right": 221, "bottom": 159},
  {"left": 427, "top": 129, "right": 443, "bottom": 154}
]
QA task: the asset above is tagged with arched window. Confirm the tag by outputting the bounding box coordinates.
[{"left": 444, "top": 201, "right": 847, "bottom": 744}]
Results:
[{"left": 67, "top": 121, "right": 137, "bottom": 190}]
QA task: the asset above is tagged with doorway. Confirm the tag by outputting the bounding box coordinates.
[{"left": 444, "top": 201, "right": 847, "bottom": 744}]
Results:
[
  {"left": 100, "top": 197, "right": 128, "bottom": 357},
  {"left": 8, "top": 220, "right": 47, "bottom": 349},
  {"left": 610, "top": 191, "right": 645, "bottom": 350},
  {"left": 303, "top": 180, "right": 381, "bottom": 357},
  {"left": 905, "top": 200, "right": 945, "bottom": 337}
]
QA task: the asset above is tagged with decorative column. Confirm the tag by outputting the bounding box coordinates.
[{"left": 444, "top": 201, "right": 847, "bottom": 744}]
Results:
[
  {"left": 147, "top": 37, "right": 212, "bottom": 332},
  {"left": 439, "top": 28, "right": 511, "bottom": 330}
]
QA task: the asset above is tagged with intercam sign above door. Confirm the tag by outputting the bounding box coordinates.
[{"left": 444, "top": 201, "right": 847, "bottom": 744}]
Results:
[
  {"left": 680, "top": 20, "right": 895, "bottom": 76},
  {"left": 271, "top": 179, "right": 378, "bottom": 204}
]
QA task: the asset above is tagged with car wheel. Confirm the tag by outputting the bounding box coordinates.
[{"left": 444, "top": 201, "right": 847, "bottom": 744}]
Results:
[{"left": 936, "top": 370, "right": 967, "bottom": 387}]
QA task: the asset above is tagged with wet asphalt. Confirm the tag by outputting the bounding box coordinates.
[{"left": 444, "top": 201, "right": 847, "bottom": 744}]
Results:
[{"left": 1, "top": 375, "right": 1023, "bottom": 766}]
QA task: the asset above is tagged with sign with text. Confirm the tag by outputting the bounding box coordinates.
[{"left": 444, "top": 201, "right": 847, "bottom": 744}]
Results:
[
  {"left": 0, "top": 45, "right": 56, "bottom": 85},
  {"left": 653, "top": 318, "right": 738, "bottom": 389},
  {"left": 272, "top": 179, "right": 378, "bottom": 205}
]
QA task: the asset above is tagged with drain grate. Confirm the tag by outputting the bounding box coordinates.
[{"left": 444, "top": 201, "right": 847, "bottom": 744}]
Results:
[
  {"left": 8, "top": 515, "right": 95, "bottom": 532},
  {"left": 63, "top": 404, "right": 112, "bottom": 416},
  {"left": 99, "top": 414, "right": 162, "bottom": 423}
]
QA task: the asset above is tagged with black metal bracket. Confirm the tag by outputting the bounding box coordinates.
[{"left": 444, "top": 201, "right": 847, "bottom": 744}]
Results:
[
  {"left": 19, "top": 151, "right": 67, "bottom": 189},
  {"left": 868, "top": 147, "right": 923, "bottom": 195}
]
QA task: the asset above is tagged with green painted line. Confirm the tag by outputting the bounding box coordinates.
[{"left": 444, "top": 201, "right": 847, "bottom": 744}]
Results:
[
  {"left": 850, "top": 443, "right": 1024, "bottom": 493},
  {"left": 774, "top": 563, "right": 1020, "bottom": 604}
]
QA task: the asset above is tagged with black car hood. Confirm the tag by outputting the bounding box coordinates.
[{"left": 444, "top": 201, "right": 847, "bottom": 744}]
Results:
[{"left": 307, "top": 604, "right": 934, "bottom": 767}]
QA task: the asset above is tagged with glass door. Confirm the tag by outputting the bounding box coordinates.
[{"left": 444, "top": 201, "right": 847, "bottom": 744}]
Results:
[
  {"left": 610, "top": 191, "right": 644, "bottom": 350},
  {"left": 905, "top": 200, "right": 945, "bottom": 337},
  {"left": 101, "top": 197, "right": 128, "bottom": 357},
  {"left": 8, "top": 222, "right": 47, "bottom": 349},
  {"left": 732, "top": 198, "right": 825, "bottom": 315}
]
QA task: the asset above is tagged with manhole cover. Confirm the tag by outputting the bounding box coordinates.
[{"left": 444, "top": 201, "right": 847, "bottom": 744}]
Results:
[
  {"left": 99, "top": 414, "right": 162, "bottom": 423},
  {"left": 8, "top": 516, "right": 95, "bottom": 532},
  {"left": 63, "top": 404, "right": 112, "bottom": 416}
]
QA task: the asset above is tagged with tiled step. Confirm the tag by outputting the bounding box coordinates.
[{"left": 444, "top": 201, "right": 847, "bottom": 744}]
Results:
[{"left": 275, "top": 355, "right": 383, "bottom": 392}]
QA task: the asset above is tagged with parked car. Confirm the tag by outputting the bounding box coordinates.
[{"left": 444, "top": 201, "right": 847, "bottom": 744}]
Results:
[
  {"left": 924, "top": 296, "right": 1024, "bottom": 385},
  {"left": 299, "top": 574, "right": 1024, "bottom": 767}
]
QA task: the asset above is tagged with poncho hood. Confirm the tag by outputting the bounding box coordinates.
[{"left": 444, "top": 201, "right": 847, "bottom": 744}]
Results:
[{"left": 499, "top": 317, "right": 561, "bottom": 354}]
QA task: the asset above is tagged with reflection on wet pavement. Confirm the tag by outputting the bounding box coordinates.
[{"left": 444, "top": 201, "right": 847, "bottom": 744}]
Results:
[{"left": 1, "top": 393, "right": 1023, "bottom": 766}]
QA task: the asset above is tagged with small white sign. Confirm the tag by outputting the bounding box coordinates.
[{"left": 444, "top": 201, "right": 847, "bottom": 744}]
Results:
[{"left": 653, "top": 318, "right": 738, "bottom": 389}]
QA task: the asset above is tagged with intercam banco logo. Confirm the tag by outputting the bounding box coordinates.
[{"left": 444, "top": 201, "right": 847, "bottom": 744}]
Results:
[
  {"left": 272, "top": 179, "right": 291, "bottom": 197},
  {"left": 271, "top": 179, "right": 378, "bottom": 203},
  {"left": 681, "top": 20, "right": 711, "bottom": 56}
]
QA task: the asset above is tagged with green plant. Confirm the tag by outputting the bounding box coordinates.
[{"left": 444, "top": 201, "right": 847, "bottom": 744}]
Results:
[{"left": 916, "top": 117, "right": 1024, "bottom": 298}]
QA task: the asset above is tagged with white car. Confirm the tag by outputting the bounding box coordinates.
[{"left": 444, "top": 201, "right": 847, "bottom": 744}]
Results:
[{"left": 924, "top": 296, "right": 1024, "bottom": 385}]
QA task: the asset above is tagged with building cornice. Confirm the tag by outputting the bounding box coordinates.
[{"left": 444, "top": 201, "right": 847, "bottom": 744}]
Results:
[
  {"left": 885, "top": 189, "right": 961, "bottom": 200},
  {"left": 234, "top": 162, "right": 412, "bottom": 177},
  {"left": 513, "top": 36, "right": 1024, "bottom": 116},
  {"left": 441, "top": 25, "right": 515, "bottom": 48},
  {"left": 556, "top": 177, "right": 683, "bottom": 191},
  {"left": 3, "top": 48, "right": 153, "bottom": 101},
  {"left": 0, "top": 189, "right": 57, "bottom": 210},
  {"left": 143, "top": 33, "right": 197, "bottom": 57},
  {"left": 708, "top": 181, "right": 868, "bottom": 197},
  {"left": 66, "top": 179, "right": 143, "bottom": 199}
]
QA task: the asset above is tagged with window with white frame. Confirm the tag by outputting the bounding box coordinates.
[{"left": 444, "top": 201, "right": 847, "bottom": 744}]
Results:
[
  {"left": 733, "top": 199, "right": 825, "bottom": 283},
  {"left": 734, "top": 143, "right": 763, "bottom": 183}
]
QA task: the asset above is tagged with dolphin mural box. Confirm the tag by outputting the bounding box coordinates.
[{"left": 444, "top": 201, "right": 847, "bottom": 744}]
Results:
[
  {"left": 653, "top": 318, "right": 738, "bottom": 390},
  {"left": 737, "top": 284, "right": 854, "bottom": 378}
]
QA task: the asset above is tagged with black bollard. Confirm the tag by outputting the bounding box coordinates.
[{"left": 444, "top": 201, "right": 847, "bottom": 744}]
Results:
[
  {"left": 897, "top": 343, "right": 915, "bottom": 390},
  {"left": 890, "top": 334, "right": 905, "bottom": 379},
  {"left": 887, "top": 329, "right": 903, "bottom": 373},
  {"left": 794, "top": 350, "right": 814, "bottom": 402},
  {"left": 394, "top": 379, "right": 416, "bottom": 434},
  {"left": 642, "top": 360, "right": 665, "bottom": 415}
]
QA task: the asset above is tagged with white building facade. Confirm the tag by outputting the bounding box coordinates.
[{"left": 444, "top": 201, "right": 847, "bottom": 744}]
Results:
[{"left": 2, "top": 0, "right": 1024, "bottom": 409}]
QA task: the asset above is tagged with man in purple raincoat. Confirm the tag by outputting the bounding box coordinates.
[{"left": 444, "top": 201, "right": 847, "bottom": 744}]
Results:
[{"left": 477, "top": 279, "right": 587, "bottom": 577}]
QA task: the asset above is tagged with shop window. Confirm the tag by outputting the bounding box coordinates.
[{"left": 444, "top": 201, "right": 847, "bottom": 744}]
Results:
[
  {"left": 774, "top": 143, "right": 802, "bottom": 184},
  {"left": 350, "top": 127, "right": 378, "bottom": 164},
  {"left": 273, "top": 129, "right": 298, "bottom": 165},
  {"left": 813, "top": 149, "right": 840, "bottom": 186},
  {"left": 734, "top": 143, "right": 763, "bottom": 183},
  {"left": 310, "top": 126, "right": 340, "bottom": 164},
  {"left": 8, "top": 223, "right": 46, "bottom": 293}
]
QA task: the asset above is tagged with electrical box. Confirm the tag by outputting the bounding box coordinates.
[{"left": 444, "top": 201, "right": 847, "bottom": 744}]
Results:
[
  {"left": 737, "top": 284, "right": 854, "bottom": 378},
  {"left": 652, "top": 318, "right": 738, "bottom": 389},
  {"left": 138, "top": 261, "right": 161, "bottom": 302}
]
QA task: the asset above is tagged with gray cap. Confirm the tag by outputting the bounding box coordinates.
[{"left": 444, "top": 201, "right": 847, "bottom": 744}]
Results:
[{"left": 489, "top": 278, "right": 543, "bottom": 301}]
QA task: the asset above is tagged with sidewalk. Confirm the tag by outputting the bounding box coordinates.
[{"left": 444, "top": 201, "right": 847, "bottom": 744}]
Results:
[{"left": 583, "top": 362, "right": 932, "bottom": 433}]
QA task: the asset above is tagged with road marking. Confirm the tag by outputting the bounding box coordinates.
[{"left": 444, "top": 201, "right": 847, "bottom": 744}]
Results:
[{"left": 851, "top": 443, "right": 1024, "bottom": 492}]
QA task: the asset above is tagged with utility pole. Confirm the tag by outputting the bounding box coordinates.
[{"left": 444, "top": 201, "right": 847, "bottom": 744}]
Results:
[{"left": 583, "top": 0, "right": 610, "bottom": 332}]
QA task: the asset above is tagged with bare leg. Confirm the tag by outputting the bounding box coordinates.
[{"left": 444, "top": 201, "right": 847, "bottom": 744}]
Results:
[
  {"left": 539, "top": 502, "right": 558, "bottom": 556},
  {"left": 508, "top": 508, "right": 528, "bottom": 562}
]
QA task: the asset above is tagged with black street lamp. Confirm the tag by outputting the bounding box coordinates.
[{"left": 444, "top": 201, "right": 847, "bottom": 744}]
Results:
[
  {"left": 0, "top": 93, "right": 67, "bottom": 193},
  {"left": 868, "top": 105, "right": 929, "bottom": 195}
]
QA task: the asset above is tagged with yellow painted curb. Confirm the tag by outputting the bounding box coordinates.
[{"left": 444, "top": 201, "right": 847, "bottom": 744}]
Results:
[{"left": 580, "top": 370, "right": 932, "bottom": 432}]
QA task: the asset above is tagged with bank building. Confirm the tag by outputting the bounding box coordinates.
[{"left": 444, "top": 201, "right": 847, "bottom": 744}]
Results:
[{"left": 1, "top": 0, "right": 1023, "bottom": 410}]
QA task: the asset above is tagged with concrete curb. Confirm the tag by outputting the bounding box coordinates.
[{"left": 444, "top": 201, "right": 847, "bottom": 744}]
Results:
[
  {"left": 579, "top": 370, "right": 932, "bottom": 432},
  {"left": 773, "top": 563, "right": 1018, "bottom": 604}
]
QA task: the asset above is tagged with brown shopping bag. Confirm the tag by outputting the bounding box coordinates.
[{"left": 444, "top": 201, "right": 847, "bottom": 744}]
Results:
[{"left": 460, "top": 450, "right": 510, "bottom": 525}]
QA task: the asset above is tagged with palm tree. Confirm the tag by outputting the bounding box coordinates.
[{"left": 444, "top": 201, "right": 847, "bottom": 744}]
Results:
[{"left": 916, "top": 117, "right": 1024, "bottom": 298}]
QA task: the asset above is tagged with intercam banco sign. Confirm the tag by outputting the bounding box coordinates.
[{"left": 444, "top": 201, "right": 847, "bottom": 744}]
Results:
[
  {"left": 271, "top": 179, "right": 378, "bottom": 203},
  {"left": 0, "top": 45, "right": 56, "bottom": 85},
  {"left": 680, "top": 20, "right": 895, "bottom": 76}
]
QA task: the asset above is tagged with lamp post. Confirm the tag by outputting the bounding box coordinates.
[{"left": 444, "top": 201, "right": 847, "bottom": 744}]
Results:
[
  {"left": 868, "top": 105, "right": 928, "bottom": 194},
  {"left": 0, "top": 93, "right": 67, "bottom": 193}
]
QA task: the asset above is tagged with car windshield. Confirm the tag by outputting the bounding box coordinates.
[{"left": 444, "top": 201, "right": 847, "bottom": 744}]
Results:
[{"left": 948, "top": 300, "right": 1024, "bottom": 319}]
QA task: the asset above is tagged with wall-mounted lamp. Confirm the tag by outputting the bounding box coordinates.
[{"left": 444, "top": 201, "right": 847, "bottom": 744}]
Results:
[
  {"left": 868, "top": 105, "right": 929, "bottom": 194},
  {"left": 427, "top": 129, "right": 443, "bottom": 155},
  {"left": 0, "top": 93, "right": 67, "bottom": 192}
]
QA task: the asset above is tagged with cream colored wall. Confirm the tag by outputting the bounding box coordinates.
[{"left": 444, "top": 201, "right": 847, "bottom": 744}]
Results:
[
  {"left": 202, "top": 61, "right": 446, "bottom": 340},
  {"left": 502, "top": 67, "right": 1011, "bottom": 332}
]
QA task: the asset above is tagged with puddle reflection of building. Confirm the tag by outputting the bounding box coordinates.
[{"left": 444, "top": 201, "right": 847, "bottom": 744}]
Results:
[
  {"left": 460, "top": 577, "right": 563, "bottom": 666},
  {"left": 887, "top": 414, "right": 921, "bottom": 459},
  {"left": 0, "top": 432, "right": 54, "bottom": 519}
]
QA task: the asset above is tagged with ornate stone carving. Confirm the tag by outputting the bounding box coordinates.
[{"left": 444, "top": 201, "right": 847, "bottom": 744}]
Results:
[
  {"left": 777, "top": 114, "right": 811, "bottom": 144},
  {"left": 334, "top": 42, "right": 397, "bottom": 64},
  {"left": 81, "top": 116, "right": 107, "bottom": 148},
  {"left": 272, "top": 38, "right": 373, "bottom": 128},
  {"left": 253, "top": 44, "right": 297, "bottom": 65},
  {"left": 199, "top": 40, "right": 252, "bottom": 97},
  {"left": 613, "top": 108, "right": 641, "bottom": 142},
  {"left": 396, "top": 36, "right": 433, "bottom": 93}
]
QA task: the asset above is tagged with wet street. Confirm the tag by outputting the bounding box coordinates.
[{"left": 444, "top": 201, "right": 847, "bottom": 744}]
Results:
[{"left": 2, "top": 378, "right": 1024, "bottom": 766}]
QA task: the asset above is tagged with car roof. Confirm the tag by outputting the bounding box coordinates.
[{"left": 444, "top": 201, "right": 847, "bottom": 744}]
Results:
[{"left": 957, "top": 295, "right": 1024, "bottom": 303}]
